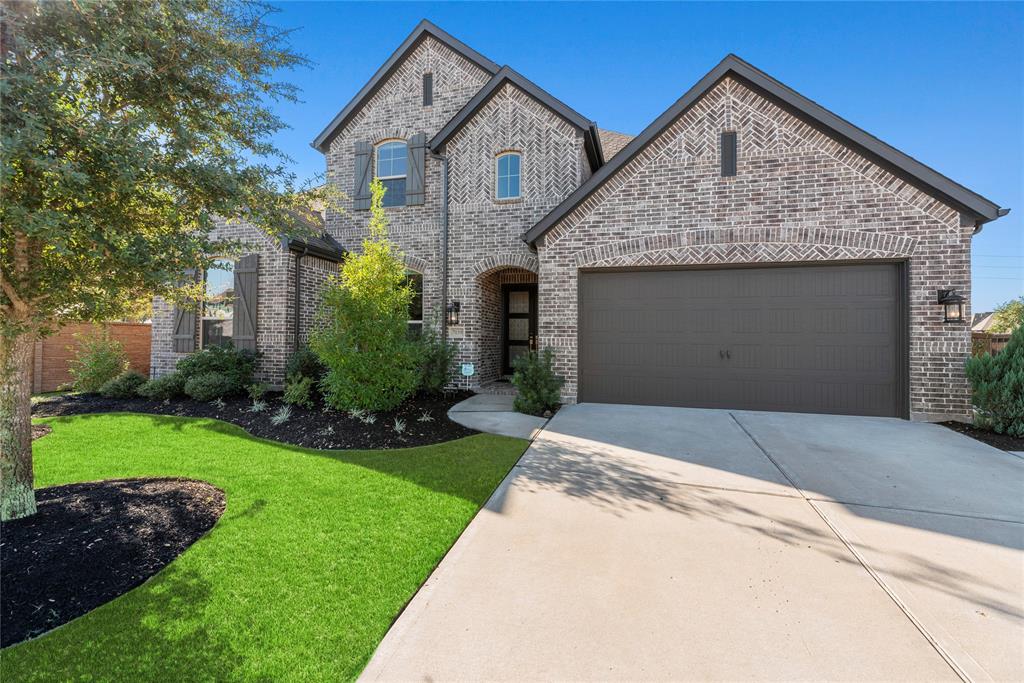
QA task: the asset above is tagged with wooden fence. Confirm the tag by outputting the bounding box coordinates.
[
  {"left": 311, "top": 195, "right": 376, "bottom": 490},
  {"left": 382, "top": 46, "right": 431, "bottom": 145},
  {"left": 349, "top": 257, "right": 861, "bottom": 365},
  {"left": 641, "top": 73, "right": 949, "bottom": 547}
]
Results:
[
  {"left": 971, "top": 332, "right": 1012, "bottom": 357},
  {"left": 32, "top": 322, "right": 152, "bottom": 393}
]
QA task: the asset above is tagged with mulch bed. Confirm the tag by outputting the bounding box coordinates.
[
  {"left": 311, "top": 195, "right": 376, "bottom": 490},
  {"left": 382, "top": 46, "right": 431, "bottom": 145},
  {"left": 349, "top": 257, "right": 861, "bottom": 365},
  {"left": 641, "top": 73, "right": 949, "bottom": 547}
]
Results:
[
  {"left": 0, "top": 478, "right": 225, "bottom": 648},
  {"left": 31, "top": 424, "right": 51, "bottom": 441},
  {"left": 940, "top": 421, "right": 1024, "bottom": 452},
  {"left": 32, "top": 391, "right": 478, "bottom": 450}
]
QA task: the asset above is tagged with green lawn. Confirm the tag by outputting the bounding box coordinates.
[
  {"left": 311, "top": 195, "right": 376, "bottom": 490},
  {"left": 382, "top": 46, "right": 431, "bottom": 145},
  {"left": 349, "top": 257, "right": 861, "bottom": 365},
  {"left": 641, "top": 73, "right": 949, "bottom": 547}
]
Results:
[{"left": 2, "top": 413, "right": 527, "bottom": 681}]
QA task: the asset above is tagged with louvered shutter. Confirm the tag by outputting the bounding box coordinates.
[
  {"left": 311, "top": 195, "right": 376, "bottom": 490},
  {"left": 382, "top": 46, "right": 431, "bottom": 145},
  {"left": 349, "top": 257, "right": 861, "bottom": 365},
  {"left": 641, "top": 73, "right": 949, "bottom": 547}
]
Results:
[
  {"left": 353, "top": 141, "right": 372, "bottom": 210},
  {"left": 406, "top": 133, "right": 426, "bottom": 205},
  {"left": 232, "top": 254, "right": 258, "bottom": 352},
  {"left": 172, "top": 269, "right": 198, "bottom": 353}
]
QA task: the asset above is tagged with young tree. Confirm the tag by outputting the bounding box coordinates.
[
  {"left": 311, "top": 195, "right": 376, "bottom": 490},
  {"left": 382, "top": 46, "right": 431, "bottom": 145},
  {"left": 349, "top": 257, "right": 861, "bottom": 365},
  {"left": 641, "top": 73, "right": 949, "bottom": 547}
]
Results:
[
  {"left": 312, "top": 179, "right": 421, "bottom": 412},
  {"left": 0, "top": 0, "right": 323, "bottom": 520},
  {"left": 990, "top": 296, "right": 1024, "bottom": 333}
]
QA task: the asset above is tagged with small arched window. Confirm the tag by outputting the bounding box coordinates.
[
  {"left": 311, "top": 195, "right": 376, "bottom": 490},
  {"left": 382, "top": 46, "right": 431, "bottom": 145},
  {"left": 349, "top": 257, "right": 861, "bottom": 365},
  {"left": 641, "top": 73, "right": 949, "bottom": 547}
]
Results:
[
  {"left": 495, "top": 152, "right": 521, "bottom": 200},
  {"left": 376, "top": 140, "right": 408, "bottom": 207}
]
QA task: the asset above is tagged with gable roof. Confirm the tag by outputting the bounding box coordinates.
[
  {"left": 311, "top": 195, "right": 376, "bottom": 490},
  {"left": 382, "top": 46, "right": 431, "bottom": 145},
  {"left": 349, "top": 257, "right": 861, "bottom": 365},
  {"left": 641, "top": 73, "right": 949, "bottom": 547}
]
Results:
[
  {"left": 311, "top": 20, "right": 500, "bottom": 153},
  {"left": 429, "top": 66, "right": 604, "bottom": 172},
  {"left": 524, "top": 54, "right": 1008, "bottom": 246}
]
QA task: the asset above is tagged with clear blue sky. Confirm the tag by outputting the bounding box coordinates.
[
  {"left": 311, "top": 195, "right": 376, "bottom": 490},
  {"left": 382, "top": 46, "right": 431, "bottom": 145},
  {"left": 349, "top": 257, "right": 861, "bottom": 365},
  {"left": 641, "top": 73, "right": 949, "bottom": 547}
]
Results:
[{"left": 267, "top": 1, "right": 1022, "bottom": 311}]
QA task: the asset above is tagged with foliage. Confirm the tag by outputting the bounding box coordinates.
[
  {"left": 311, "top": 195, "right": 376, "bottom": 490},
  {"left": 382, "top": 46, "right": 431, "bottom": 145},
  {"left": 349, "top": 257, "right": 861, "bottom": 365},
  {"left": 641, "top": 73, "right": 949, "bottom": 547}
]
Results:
[
  {"left": 137, "top": 372, "right": 186, "bottom": 400},
  {"left": 392, "top": 417, "right": 406, "bottom": 434},
  {"left": 183, "top": 372, "right": 237, "bottom": 402},
  {"left": 511, "top": 348, "right": 565, "bottom": 416},
  {"left": 312, "top": 179, "right": 420, "bottom": 412},
  {"left": 98, "top": 370, "right": 147, "bottom": 399},
  {"left": 283, "top": 373, "right": 314, "bottom": 409},
  {"left": 176, "top": 345, "right": 257, "bottom": 396},
  {"left": 270, "top": 405, "right": 292, "bottom": 426},
  {"left": 285, "top": 346, "right": 324, "bottom": 382},
  {"left": 418, "top": 325, "right": 456, "bottom": 394},
  {"left": 10, "top": 414, "right": 525, "bottom": 679},
  {"left": 67, "top": 332, "right": 129, "bottom": 393},
  {"left": 965, "top": 325, "right": 1024, "bottom": 437},
  {"left": 246, "top": 382, "right": 268, "bottom": 401},
  {"left": 989, "top": 296, "right": 1024, "bottom": 333},
  {"left": 249, "top": 399, "right": 268, "bottom": 413}
]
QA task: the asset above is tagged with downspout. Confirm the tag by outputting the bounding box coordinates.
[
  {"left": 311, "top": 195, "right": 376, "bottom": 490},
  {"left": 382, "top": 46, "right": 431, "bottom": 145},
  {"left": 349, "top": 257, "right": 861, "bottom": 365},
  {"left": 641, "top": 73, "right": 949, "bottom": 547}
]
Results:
[
  {"left": 293, "top": 245, "right": 308, "bottom": 352},
  {"left": 430, "top": 151, "right": 450, "bottom": 345}
]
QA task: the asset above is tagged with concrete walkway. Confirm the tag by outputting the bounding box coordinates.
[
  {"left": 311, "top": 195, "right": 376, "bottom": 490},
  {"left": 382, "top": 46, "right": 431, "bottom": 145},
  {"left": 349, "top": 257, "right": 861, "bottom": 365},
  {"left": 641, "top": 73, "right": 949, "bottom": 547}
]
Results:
[
  {"left": 363, "top": 403, "right": 1024, "bottom": 682},
  {"left": 447, "top": 393, "right": 547, "bottom": 440}
]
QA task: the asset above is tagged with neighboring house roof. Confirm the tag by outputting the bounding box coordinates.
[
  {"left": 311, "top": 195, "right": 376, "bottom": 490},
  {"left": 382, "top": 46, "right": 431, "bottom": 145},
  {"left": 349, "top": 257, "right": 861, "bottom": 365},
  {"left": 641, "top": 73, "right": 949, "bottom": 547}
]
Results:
[
  {"left": 311, "top": 20, "right": 500, "bottom": 153},
  {"left": 524, "top": 54, "right": 1009, "bottom": 246},
  {"left": 972, "top": 312, "right": 996, "bottom": 332},
  {"left": 597, "top": 129, "right": 634, "bottom": 160},
  {"left": 429, "top": 66, "right": 605, "bottom": 173}
]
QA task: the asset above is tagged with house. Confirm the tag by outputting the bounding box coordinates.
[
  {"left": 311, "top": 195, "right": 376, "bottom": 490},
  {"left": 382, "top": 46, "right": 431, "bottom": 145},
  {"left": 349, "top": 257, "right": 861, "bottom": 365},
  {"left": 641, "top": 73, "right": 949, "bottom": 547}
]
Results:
[{"left": 151, "top": 19, "right": 1008, "bottom": 421}]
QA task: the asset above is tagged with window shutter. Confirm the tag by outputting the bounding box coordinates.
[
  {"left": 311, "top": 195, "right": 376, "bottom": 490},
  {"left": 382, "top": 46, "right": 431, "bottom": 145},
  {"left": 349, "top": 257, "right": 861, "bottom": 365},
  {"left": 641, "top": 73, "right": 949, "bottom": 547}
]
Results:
[
  {"left": 407, "top": 133, "right": 426, "bottom": 206},
  {"left": 172, "top": 269, "right": 198, "bottom": 353},
  {"left": 232, "top": 254, "right": 258, "bottom": 352},
  {"left": 353, "top": 141, "right": 372, "bottom": 210}
]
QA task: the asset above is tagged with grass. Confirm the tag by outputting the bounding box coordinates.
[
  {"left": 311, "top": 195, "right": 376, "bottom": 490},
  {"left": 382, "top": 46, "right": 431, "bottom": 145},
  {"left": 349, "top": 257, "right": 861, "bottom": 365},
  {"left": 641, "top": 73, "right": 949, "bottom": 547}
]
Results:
[{"left": 2, "top": 413, "right": 527, "bottom": 681}]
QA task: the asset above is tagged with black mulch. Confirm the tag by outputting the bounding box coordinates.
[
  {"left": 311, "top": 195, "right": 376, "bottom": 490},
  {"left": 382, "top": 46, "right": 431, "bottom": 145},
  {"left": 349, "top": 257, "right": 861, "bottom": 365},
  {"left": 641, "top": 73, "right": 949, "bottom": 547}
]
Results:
[
  {"left": 0, "top": 478, "right": 225, "bottom": 648},
  {"left": 31, "top": 424, "right": 51, "bottom": 440},
  {"left": 32, "top": 391, "right": 479, "bottom": 450},
  {"left": 940, "top": 421, "right": 1024, "bottom": 452}
]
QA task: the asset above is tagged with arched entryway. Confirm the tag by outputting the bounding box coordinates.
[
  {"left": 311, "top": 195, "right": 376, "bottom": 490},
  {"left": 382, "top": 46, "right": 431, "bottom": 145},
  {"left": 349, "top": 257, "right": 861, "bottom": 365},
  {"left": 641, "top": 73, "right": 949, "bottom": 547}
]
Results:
[{"left": 474, "top": 266, "right": 538, "bottom": 385}]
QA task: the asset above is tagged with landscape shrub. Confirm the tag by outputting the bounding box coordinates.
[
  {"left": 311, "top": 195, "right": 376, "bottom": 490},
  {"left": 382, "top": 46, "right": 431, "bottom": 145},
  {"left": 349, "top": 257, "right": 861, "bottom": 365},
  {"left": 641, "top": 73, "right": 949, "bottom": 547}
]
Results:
[
  {"left": 99, "top": 370, "right": 147, "bottom": 398},
  {"left": 137, "top": 372, "right": 186, "bottom": 400},
  {"left": 68, "top": 331, "right": 128, "bottom": 393},
  {"left": 176, "top": 345, "right": 257, "bottom": 396},
  {"left": 418, "top": 325, "right": 456, "bottom": 394},
  {"left": 283, "top": 373, "right": 314, "bottom": 409},
  {"left": 312, "top": 179, "right": 420, "bottom": 412},
  {"left": 285, "top": 346, "right": 324, "bottom": 383},
  {"left": 511, "top": 348, "right": 564, "bottom": 416},
  {"left": 965, "top": 324, "right": 1024, "bottom": 436},
  {"left": 183, "top": 371, "right": 236, "bottom": 402}
]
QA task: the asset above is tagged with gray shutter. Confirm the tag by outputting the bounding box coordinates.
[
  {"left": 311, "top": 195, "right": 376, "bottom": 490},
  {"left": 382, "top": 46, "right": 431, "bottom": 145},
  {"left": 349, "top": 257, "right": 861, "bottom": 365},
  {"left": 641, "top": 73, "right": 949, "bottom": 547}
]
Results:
[
  {"left": 232, "top": 254, "right": 258, "bottom": 352},
  {"left": 353, "top": 141, "right": 372, "bottom": 210},
  {"left": 407, "top": 133, "right": 426, "bottom": 205},
  {"left": 172, "top": 269, "right": 198, "bottom": 353}
]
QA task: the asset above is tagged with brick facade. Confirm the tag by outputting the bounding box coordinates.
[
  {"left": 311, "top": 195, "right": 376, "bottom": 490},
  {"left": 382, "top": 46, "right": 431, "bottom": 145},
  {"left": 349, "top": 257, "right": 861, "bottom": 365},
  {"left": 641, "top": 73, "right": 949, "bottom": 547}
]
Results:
[{"left": 534, "top": 77, "right": 973, "bottom": 421}]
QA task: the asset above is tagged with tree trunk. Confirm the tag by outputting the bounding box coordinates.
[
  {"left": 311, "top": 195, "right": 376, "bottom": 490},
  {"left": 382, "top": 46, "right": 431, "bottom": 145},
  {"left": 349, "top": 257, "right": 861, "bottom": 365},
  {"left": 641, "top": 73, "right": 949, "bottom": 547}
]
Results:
[{"left": 0, "top": 330, "right": 37, "bottom": 521}]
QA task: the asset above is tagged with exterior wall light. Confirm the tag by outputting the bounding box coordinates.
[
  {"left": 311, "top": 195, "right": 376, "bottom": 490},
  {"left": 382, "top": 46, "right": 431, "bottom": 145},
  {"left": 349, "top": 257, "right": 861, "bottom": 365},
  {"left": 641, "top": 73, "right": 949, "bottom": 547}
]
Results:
[
  {"left": 446, "top": 301, "right": 461, "bottom": 326},
  {"left": 937, "top": 289, "right": 966, "bottom": 323}
]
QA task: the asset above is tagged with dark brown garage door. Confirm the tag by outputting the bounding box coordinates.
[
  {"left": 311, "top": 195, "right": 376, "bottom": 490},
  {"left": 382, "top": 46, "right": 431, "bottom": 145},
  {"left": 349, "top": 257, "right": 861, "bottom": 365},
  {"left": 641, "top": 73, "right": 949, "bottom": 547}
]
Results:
[{"left": 578, "top": 263, "right": 905, "bottom": 417}]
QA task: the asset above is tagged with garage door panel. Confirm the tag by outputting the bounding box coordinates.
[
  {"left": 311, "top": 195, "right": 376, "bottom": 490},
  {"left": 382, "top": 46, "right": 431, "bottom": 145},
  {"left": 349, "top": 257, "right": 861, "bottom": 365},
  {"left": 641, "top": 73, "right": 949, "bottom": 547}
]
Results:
[{"left": 578, "top": 264, "right": 902, "bottom": 417}]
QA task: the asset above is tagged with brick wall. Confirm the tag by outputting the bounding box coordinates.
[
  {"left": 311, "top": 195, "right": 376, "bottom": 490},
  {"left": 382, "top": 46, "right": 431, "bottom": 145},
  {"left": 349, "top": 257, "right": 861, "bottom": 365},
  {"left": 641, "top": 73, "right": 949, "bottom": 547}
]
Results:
[
  {"left": 33, "top": 322, "right": 151, "bottom": 393},
  {"left": 535, "top": 76, "right": 973, "bottom": 421}
]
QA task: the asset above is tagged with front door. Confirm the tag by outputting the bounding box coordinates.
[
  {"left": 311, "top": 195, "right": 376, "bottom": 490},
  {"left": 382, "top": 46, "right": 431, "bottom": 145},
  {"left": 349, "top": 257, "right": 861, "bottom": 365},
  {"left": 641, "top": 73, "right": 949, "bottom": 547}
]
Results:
[{"left": 503, "top": 284, "right": 538, "bottom": 375}]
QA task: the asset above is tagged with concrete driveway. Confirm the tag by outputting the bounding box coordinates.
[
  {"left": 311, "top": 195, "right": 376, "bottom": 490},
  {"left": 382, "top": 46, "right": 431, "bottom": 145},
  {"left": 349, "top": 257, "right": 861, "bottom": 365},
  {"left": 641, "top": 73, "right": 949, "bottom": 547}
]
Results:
[{"left": 361, "top": 404, "right": 1024, "bottom": 682}]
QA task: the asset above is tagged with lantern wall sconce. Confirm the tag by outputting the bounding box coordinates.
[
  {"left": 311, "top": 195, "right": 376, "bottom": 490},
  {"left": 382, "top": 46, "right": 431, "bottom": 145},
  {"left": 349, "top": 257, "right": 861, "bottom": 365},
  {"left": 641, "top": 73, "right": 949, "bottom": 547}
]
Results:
[
  {"left": 446, "top": 301, "right": 461, "bottom": 326},
  {"left": 937, "top": 289, "right": 966, "bottom": 323}
]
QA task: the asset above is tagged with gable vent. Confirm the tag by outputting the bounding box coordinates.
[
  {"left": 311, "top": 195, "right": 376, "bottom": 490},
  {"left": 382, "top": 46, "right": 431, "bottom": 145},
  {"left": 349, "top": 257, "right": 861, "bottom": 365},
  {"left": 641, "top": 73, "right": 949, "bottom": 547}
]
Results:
[
  {"left": 721, "top": 131, "right": 737, "bottom": 177},
  {"left": 423, "top": 73, "right": 433, "bottom": 106}
]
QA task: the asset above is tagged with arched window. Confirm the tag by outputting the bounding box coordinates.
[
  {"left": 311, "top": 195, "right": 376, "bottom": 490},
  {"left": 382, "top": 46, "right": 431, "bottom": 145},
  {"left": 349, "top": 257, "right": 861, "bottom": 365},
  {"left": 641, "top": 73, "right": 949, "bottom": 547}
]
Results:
[
  {"left": 376, "top": 140, "right": 408, "bottom": 207},
  {"left": 495, "top": 152, "right": 521, "bottom": 200}
]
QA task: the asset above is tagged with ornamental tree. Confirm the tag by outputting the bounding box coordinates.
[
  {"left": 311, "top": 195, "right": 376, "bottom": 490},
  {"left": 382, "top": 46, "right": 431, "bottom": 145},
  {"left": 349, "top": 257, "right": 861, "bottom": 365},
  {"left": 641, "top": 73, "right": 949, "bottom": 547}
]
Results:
[
  {"left": 990, "top": 296, "right": 1024, "bottom": 333},
  {"left": 0, "top": 0, "right": 325, "bottom": 520}
]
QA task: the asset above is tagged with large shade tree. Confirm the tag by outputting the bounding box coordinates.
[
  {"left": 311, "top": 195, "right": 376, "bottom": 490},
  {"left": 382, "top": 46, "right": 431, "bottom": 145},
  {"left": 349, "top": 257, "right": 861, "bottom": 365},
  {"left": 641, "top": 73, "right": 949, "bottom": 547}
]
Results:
[{"left": 1, "top": 0, "right": 324, "bottom": 520}]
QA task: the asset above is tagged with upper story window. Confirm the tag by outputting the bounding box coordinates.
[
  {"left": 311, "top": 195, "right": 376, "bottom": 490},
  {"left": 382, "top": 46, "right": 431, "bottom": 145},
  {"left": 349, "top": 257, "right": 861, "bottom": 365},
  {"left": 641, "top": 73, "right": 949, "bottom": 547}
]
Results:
[
  {"left": 376, "top": 140, "right": 407, "bottom": 207},
  {"left": 202, "top": 259, "right": 234, "bottom": 348},
  {"left": 495, "top": 152, "right": 521, "bottom": 200}
]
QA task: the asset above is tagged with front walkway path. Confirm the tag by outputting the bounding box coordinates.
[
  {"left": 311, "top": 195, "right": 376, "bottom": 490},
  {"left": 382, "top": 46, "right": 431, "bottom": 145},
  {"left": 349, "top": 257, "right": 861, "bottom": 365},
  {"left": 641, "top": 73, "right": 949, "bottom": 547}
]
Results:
[
  {"left": 362, "top": 403, "right": 1023, "bottom": 682},
  {"left": 447, "top": 393, "right": 547, "bottom": 440}
]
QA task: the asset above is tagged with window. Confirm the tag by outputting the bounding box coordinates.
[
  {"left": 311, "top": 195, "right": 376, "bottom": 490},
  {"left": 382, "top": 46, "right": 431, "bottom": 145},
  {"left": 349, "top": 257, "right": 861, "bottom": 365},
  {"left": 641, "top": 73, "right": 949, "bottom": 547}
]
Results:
[
  {"left": 202, "top": 259, "right": 234, "bottom": 348},
  {"left": 376, "top": 141, "right": 407, "bottom": 207},
  {"left": 721, "top": 131, "right": 737, "bottom": 177},
  {"left": 495, "top": 152, "right": 521, "bottom": 200},
  {"left": 406, "top": 271, "right": 423, "bottom": 338},
  {"left": 423, "top": 73, "right": 433, "bottom": 106}
]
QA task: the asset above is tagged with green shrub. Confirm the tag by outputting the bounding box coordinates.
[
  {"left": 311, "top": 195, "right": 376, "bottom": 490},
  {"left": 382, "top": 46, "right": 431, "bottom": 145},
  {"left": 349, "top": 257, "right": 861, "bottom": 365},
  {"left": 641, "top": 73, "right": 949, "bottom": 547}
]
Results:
[
  {"left": 311, "top": 179, "right": 421, "bottom": 412},
  {"left": 511, "top": 348, "right": 564, "bottom": 416},
  {"left": 285, "top": 346, "right": 324, "bottom": 382},
  {"left": 247, "top": 382, "right": 268, "bottom": 401},
  {"left": 99, "top": 370, "right": 147, "bottom": 398},
  {"left": 176, "top": 345, "right": 257, "bottom": 396},
  {"left": 68, "top": 331, "right": 129, "bottom": 393},
  {"left": 183, "top": 371, "right": 236, "bottom": 402},
  {"left": 137, "top": 372, "right": 186, "bottom": 400},
  {"left": 965, "top": 325, "right": 1024, "bottom": 437},
  {"left": 418, "top": 325, "right": 456, "bottom": 394},
  {"left": 283, "top": 373, "right": 314, "bottom": 409}
]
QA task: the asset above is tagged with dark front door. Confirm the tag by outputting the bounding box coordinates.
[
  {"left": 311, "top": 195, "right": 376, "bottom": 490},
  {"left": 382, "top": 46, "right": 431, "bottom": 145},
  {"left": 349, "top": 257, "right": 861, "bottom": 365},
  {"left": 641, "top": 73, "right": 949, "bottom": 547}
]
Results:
[{"left": 503, "top": 284, "right": 538, "bottom": 375}]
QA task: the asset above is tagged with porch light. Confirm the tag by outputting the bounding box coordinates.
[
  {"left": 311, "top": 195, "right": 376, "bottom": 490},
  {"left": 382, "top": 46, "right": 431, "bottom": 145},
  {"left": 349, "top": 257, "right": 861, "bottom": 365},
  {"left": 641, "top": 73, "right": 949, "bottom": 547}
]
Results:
[
  {"left": 446, "top": 301, "right": 461, "bottom": 326},
  {"left": 937, "top": 289, "right": 966, "bottom": 323}
]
